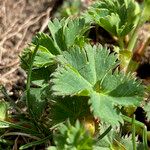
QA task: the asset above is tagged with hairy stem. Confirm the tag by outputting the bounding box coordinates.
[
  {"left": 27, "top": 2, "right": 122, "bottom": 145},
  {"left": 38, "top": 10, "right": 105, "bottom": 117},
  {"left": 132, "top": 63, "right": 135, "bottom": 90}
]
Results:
[
  {"left": 26, "top": 44, "right": 45, "bottom": 136},
  {"left": 127, "top": 27, "right": 139, "bottom": 52},
  {"left": 26, "top": 44, "right": 39, "bottom": 115}
]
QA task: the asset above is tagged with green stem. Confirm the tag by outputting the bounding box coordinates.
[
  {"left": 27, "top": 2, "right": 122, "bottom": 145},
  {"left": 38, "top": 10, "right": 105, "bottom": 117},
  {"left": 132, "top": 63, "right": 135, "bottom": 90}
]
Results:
[
  {"left": 26, "top": 44, "right": 39, "bottom": 112},
  {"left": 143, "top": 126, "right": 148, "bottom": 150},
  {"left": 122, "top": 115, "right": 148, "bottom": 149},
  {"left": 26, "top": 44, "right": 45, "bottom": 135},
  {"left": 132, "top": 115, "right": 136, "bottom": 150},
  {"left": 127, "top": 26, "right": 139, "bottom": 52},
  {"left": 125, "top": 5, "right": 149, "bottom": 73},
  {"left": 25, "top": 44, "right": 53, "bottom": 137},
  {"left": 125, "top": 14, "right": 142, "bottom": 73},
  {"left": 118, "top": 37, "right": 124, "bottom": 50},
  {"left": 127, "top": 8, "right": 142, "bottom": 52},
  {"left": 125, "top": 25, "right": 139, "bottom": 73}
]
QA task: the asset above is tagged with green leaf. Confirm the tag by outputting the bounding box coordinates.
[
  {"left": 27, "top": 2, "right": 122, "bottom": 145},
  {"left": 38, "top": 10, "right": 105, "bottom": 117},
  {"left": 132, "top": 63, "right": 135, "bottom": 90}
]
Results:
[
  {"left": 121, "top": 135, "right": 145, "bottom": 150},
  {"left": 0, "top": 101, "right": 8, "bottom": 121},
  {"left": 49, "top": 96, "right": 90, "bottom": 125},
  {"left": 52, "top": 44, "right": 118, "bottom": 96},
  {"left": 64, "top": 18, "right": 90, "bottom": 48},
  {"left": 21, "top": 44, "right": 55, "bottom": 70},
  {"left": 19, "top": 134, "right": 52, "bottom": 150},
  {"left": 51, "top": 65, "right": 92, "bottom": 96},
  {"left": 95, "top": 125, "right": 118, "bottom": 149},
  {"left": 32, "top": 32, "right": 60, "bottom": 55},
  {"left": 0, "top": 120, "right": 39, "bottom": 135},
  {"left": 47, "top": 146, "right": 57, "bottom": 150},
  {"left": 120, "top": 135, "right": 134, "bottom": 150},
  {"left": 21, "top": 31, "right": 58, "bottom": 72},
  {"left": 21, "top": 44, "right": 56, "bottom": 82},
  {"left": 96, "top": 126, "right": 141, "bottom": 150},
  {"left": 21, "top": 17, "right": 90, "bottom": 80},
  {"left": 34, "top": 46, "right": 55, "bottom": 68},
  {"left": 53, "top": 120, "right": 94, "bottom": 150},
  {"left": 48, "top": 18, "right": 67, "bottom": 52},
  {"left": 48, "top": 17, "right": 90, "bottom": 51},
  {"left": 85, "top": 0, "right": 140, "bottom": 37},
  {"left": 141, "top": 0, "right": 150, "bottom": 23},
  {"left": 25, "top": 87, "right": 47, "bottom": 119},
  {"left": 51, "top": 44, "right": 144, "bottom": 126},
  {"left": 89, "top": 92, "right": 123, "bottom": 125},
  {"left": 99, "top": 13, "right": 120, "bottom": 36}
]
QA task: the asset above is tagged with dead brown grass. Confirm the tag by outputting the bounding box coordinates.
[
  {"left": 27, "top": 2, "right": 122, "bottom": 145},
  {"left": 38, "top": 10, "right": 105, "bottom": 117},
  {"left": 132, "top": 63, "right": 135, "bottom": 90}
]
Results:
[{"left": 0, "top": 0, "right": 55, "bottom": 91}]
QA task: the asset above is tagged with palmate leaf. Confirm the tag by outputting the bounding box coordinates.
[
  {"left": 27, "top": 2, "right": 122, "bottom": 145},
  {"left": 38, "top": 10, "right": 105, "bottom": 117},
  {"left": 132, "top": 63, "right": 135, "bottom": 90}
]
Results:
[
  {"left": 48, "top": 17, "right": 90, "bottom": 51},
  {"left": 84, "top": 0, "right": 140, "bottom": 37},
  {"left": 21, "top": 17, "right": 89, "bottom": 76},
  {"left": 51, "top": 44, "right": 144, "bottom": 126}
]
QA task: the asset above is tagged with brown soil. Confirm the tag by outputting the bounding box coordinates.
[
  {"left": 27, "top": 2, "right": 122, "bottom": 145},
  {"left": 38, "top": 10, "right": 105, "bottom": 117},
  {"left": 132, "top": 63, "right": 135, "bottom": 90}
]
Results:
[{"left": 0, "top": 0, "right": 62, "bottom": 98}]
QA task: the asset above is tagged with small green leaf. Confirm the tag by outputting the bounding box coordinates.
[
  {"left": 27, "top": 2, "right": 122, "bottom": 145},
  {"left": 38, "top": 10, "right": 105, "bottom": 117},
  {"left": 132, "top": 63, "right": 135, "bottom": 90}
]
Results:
[
  {"left": 21, "top": 44, "right": 55, "bottom": 70},
  {"left": 141, "top": 0, "right": 150, "bottom": 23},
  {"left": 53, "top": 120, "right": 94, "bottom": 150},
  {"left": 48, "top": 17, "right": 90, "bottom": 51},
  {"left": 0, "top": 101, "right": 8, "bottom": 121},
  {"left": 34, "top": 46, "right": 55, "bottom": 68},
  {"left": 85, "top": 0, "right": 140, "bottom": 37},
  {"left": 33, "top": 32, "right": 60, "bottom": 55},
  {"left": 21, "top": 44, "right": 55, "bottom": 82},
  {"left": 47, "top": 146, "right": 57, "bottom": 150}
]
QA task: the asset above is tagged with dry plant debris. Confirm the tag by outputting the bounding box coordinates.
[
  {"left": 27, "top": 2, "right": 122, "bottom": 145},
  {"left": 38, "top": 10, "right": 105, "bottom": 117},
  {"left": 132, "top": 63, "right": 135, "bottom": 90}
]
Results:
[{"left": 0, "top": 0, "right": 55, "bottom": 93}]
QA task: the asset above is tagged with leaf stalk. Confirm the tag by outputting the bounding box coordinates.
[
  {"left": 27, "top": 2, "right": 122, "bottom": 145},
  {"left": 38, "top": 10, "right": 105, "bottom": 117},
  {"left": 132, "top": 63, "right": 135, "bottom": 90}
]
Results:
[
  {"left": 132, "top": 115, "right": 136, "bottom": 150},
  {"left": 122, "top": 115, "right": 148, "bottom": 149}
]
